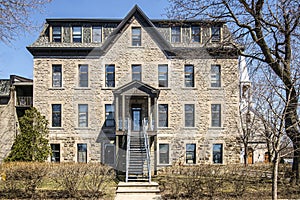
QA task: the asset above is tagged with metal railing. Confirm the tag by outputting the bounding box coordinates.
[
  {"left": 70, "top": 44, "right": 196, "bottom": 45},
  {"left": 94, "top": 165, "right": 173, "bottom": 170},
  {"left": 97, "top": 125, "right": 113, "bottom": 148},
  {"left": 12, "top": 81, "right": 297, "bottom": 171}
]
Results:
[
  {"left": 118, "top": 118, "right": 155, "bottom": 131},
  {"left": 17, "top": 96, "right": 33, "bottom": 107},
  {"left": 142, "top": 118, "right": 151, "bottom": 183},
  {"left": 125, "top": 118, "right": 131, "bottom": 183}
]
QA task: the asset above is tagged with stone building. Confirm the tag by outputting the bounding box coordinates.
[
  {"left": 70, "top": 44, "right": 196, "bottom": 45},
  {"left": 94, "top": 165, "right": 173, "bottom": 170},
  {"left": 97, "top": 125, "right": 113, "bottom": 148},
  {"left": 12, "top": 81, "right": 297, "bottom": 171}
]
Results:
[
  {"left": 27, "top": 5, "right": 241, "bottom": 178},
  {"left": 0, "top": 75, "right": 33, "bottom": 162}
]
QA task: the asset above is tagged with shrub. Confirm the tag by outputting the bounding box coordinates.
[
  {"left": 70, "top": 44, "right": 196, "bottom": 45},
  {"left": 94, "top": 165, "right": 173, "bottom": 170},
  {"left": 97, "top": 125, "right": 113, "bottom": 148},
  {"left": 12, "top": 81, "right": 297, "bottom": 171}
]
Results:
[
  {"left": 0, "top": 162, "right": 49, "bottom": 198},
  {"left": 49, "top": 163, "right": 88, "bottom": 198},
  {"left": 82, "top": 163, "right": 116, "bottom": 198}
]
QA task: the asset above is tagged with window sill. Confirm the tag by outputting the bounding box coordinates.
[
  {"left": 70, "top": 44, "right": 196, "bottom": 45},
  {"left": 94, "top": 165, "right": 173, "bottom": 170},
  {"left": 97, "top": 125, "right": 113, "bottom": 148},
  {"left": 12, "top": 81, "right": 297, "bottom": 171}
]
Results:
[
  {"left": 212, "top": 163, "right": 225, "bottom": 165},
  {"left": 49, "top": 127, "right": 63, "bottom": 130},
  {"left": 208, "top": 127, "right": 224, "bottom": 130},
  {"left": 157, "top": 163, "right": 171, "bottom": 167},
  {"left": 158, "top": 127, "right": 172, "bottom": 130},
  {"left": 74, "top": 87, "right": 91, "bottom": 90},
  {"left": 181, "top": 87, "right": 197, "bottom": 90},
  {"left": 183, "top": 127, "right": 198, "bottom": 130},
  {"left": 75, "top": 127, "right": 90, "bottom": 130},
  {"left": 184, "top": 163, "right": 197, "bottom": 165},
  {"left": 208, "top": 87, "right": 223, "bottom": 90},
  {"left": 49, "top": 87, "right": 65, "bottom": 90},
  {"left": 158, "top": 87, "right": 171, "bottom": 90},
  {"left": 128, "top": 46, "right": 144, "bottom": 48},
  {"left": 101, "top": 87, "right": 115, "bottom": 90}
]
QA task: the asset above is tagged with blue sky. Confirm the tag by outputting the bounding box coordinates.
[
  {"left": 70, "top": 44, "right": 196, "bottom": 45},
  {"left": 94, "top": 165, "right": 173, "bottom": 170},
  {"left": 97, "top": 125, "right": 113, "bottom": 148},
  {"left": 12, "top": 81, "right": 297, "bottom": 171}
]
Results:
[{"left": 0, "top": 0, "right": 170, "bottom": 79}]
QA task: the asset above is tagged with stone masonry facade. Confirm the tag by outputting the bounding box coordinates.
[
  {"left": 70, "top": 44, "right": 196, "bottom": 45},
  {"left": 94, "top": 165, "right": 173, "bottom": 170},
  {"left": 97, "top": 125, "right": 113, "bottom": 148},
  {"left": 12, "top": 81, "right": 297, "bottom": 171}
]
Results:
[{"left": 28, "top": 6, "right": 241, "bottom": 171}]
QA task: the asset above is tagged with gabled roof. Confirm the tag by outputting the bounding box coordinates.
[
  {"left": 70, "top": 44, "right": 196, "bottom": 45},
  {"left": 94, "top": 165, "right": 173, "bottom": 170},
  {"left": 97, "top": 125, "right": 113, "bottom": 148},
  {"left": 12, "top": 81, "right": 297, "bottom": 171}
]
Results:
[
  {"left": 101, "top": 5, "right": 172, "bottom": 57},
  {"left": 113, "top": 80, "right": 160, "bottom": 98},
  {"left": 10, "top": 75, "right": 33, "bottom": 86}
]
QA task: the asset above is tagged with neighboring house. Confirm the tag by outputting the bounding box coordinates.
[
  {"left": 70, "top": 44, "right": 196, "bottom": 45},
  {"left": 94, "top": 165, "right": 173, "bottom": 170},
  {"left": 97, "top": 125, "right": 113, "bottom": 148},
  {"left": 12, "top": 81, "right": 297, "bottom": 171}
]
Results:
[
  {"left": 0, "top": 75, "right": 33, "bottom": 162},
  {"left": 239, "top": 56, "right": 268, "bottom": 164},
  {"left": 27, "top": 5, "right": 241, "bottom": 178}
]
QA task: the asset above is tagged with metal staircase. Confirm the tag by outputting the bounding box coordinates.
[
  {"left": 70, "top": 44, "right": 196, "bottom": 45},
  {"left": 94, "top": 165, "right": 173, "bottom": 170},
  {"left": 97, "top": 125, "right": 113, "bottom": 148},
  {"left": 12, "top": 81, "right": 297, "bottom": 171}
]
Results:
[{"left": 126, "top": 118, "right": 151, "bottom": 182}]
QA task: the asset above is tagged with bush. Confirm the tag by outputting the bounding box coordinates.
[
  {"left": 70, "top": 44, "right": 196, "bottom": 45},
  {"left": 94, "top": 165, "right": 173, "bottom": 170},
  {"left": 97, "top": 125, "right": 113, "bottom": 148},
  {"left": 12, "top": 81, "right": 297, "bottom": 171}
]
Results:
[
  {"left": 157, "top": 164, "right": 277, "bottom": 199},
  {"left": 0, "top": 162, "right": 49, "bottom": 198},
  {"left": 82, "top": 163, "right": 116, "bottom": 198},
  {"left": 50, "top": 163, "right": 88, "bottom": 198},
  {"left": 0, "top": 162, "right": 116, "bottom": 199},
  {"left": 49, "top": 162, "right": 116, "bottom": 199}
]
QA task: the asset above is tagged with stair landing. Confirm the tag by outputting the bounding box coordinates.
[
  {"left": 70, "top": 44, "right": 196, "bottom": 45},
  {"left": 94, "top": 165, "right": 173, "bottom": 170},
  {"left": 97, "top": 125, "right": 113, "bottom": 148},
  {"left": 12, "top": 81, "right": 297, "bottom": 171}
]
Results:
[{"left": 115, "top": 182, "right": 161, "bottom": 200}]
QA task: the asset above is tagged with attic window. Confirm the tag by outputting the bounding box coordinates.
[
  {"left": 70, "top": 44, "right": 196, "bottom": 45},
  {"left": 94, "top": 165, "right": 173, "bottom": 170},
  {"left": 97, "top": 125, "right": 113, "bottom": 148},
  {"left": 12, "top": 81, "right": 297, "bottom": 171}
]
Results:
[
  {"left": 92, "top": 26, "right": 102, "bottom": 43},
  {"left": 211, "top": 26, "right": 221, "bottom": 42},
  {"left": 171, "top": 26, "right": 181, "bottom": 43},
  {"left": 132, "top": 27, "right": 141, "bottom": 46},
  {"left": 72, "top": 26, "right": 82, "bottom": 43},
  {"left": 191, "top": 26, "right": 200, "bottom": 43},
  {"left": 52, "top": 26, "right": 61, "bottom": 42}
]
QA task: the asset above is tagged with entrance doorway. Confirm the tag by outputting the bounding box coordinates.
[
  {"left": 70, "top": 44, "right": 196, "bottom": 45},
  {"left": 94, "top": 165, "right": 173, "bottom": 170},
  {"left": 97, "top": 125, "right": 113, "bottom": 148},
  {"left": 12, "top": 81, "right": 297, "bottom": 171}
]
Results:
[
  {"left": 131, "top": 105, "right": 142, "bottom": 131},
  {"left": 104, "top": 143, "right": 115, "bottom": 166},
  {"left": 248, "top": 148, "right": 253, "bottom": 164}
]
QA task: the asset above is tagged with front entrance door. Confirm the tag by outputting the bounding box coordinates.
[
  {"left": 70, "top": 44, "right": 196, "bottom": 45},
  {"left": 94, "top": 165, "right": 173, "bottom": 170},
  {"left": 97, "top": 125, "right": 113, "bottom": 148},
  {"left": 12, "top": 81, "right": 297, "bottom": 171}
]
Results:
[
  {"left": 104, "top": 143, "right": 115, "bottom": 166},
  {"left": 132, "top": 105, "right": 142, "bottom": 131},
  {"left": 248, "top": 148, "right": 253, "bottom": 164}
]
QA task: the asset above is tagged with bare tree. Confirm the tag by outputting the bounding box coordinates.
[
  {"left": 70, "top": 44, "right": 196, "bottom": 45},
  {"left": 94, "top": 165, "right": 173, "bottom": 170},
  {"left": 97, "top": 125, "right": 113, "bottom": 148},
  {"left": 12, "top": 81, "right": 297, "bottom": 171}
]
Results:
[
  {"left": 0, "top": 0, "right": 52, "bottom": 44},
  {"left": 253, "top": 69, "right": 295, "bottom": 200},
  {"left": 167, "top": 0, "right": 300, "bottom": 183}
]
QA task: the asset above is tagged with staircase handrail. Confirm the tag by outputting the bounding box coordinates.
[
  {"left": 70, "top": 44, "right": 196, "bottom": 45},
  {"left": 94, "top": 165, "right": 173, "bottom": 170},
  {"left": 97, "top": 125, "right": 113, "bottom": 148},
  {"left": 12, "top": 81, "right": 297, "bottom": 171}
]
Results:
[
  {"left": 142, "top": 118, "right": 151, "bottom": 183},
  {"left": 125, "top": 118, "right": 131, "bottom": 182}
]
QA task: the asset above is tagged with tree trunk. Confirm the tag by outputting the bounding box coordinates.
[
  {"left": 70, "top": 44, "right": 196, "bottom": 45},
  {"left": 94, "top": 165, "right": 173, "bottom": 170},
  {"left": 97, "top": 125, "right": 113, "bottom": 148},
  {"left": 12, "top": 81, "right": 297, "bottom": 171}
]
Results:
[
  {"left": 284, "top": 87, "right": 299, "bottom": 184},
  {"left": 292, "top": 143, "right": 300, "bottom": 184},
  {"left": 272, "top": 153, "right": 280, "bottom": 200},
  {"left": 243, "top": 144, "right": 248, "bottom": 166}
]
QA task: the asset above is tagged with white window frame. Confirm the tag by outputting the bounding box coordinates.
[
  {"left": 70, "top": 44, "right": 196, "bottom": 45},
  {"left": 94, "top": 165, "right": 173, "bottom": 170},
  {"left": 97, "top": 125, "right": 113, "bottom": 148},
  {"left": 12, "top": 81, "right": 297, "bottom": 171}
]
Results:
[{"left": 158, "top": 143, "right": 170, "bottom": 165}]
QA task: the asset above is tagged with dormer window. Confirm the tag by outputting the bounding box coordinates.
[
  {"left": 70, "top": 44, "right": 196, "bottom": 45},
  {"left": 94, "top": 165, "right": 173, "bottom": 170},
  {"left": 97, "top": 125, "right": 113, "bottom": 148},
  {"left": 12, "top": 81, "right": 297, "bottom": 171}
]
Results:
[
  {"left": 191, "top": 26, "right": 200, "bottom": 43},
  {"left": 171, "top": 26, "right": 181, "bottom": 43},
  {"left": 52, "top": 26, "right": 61, "bottom": 42},
  {"left": 92, "top": 26, "right": 102, "bottom": 43},
  {"left": 211, "top": 26, "right": 221, "bottom": 42},
  {"left": 72, "top": 26, "right": 82, "bottom": 43},
  {"left": 132, "top": 27, "right": 141, "bottom": 46}
]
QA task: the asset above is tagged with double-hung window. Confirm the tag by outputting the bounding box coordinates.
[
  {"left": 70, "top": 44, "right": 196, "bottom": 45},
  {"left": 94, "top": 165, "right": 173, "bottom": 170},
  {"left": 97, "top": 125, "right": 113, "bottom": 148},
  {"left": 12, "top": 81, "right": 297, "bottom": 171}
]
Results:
[
  {"left": 52, "top": 104, "right": 61, "bottom": 127},
  {"left": 52, "top": 65, "right": 62, "bottom": 87},
  {"left": 158, "top": 65, "right": 168, "bottom": 87},
  {"left": 211, "top": 26, "right": 221, "bottom": 42},
  {"left": 92, "top": 26, "right": 102, "bottom": 43},
  {"left": 72, "top": 26, "right": 82, "bottom": 43},
  {"left": 77, "top": 143, "right": 87, "bottom": 163},
  {"left": 159, "top": 144, "right": 169, "bottom": 164},
  {"left": 191, "top": 26, "right": 200, "bottom": 42},
  {"left": 79, "top": 65, "right": 88, "bottom": 87},
  {"left": 52, "top": 26, "right": 61, "bottom": 42},
  {"left": 186, "top": 143, "right": 196, "bottom": 164},
  {"left": 211, "top": 104, "right": 221, "bottom": 127},
  {"left": 211, "top": 65, "right": 221, "bottom": 87},
  {"left": 51, "top": 144, "right": 60, "bottom": 162},
  {"left": 132, "top": 65, "right": 142, "bottom": 81},
  {"left": 105, "top": 65, "right": 115, "bottom": 87},
  {"left": 171, "top": 26, "right": 181, "bottom": 43},
  {"left": 184, "top": 65, "right": 194, "bottom": 87},
  {"left": 78, "top": 104, "right": 88, "bottom": 127},
  {"left": 185, "top": 104, "right": 195, "bottom": 127},
  {"left": 105, "top": 104, "right": 115, "bottom": 127},
  {"left": 132, "top": 27, "right": 141, "bottom": 46},
  {"left": 158, "top": 104, "right": 168, "bottom": 127},
  {"left": 213, "top": 144, "right": 223, "bottom": 164}
]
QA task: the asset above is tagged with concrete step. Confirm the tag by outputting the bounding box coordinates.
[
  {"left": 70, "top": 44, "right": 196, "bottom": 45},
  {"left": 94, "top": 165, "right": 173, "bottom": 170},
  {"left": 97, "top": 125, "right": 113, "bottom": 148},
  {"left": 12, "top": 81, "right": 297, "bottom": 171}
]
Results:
[{"left": 115, "top": 182, "right": 161, "bottom": 200}]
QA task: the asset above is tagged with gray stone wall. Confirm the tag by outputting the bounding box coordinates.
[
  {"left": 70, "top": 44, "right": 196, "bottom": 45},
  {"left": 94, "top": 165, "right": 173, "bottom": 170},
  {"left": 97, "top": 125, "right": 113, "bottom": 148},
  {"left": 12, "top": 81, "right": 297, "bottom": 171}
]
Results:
[
  {"left": 0, "top": 89, "right": 17, "bottom": 162},
  {"left": 33, "top": 18, "right": 240, "bottom": 165}
]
